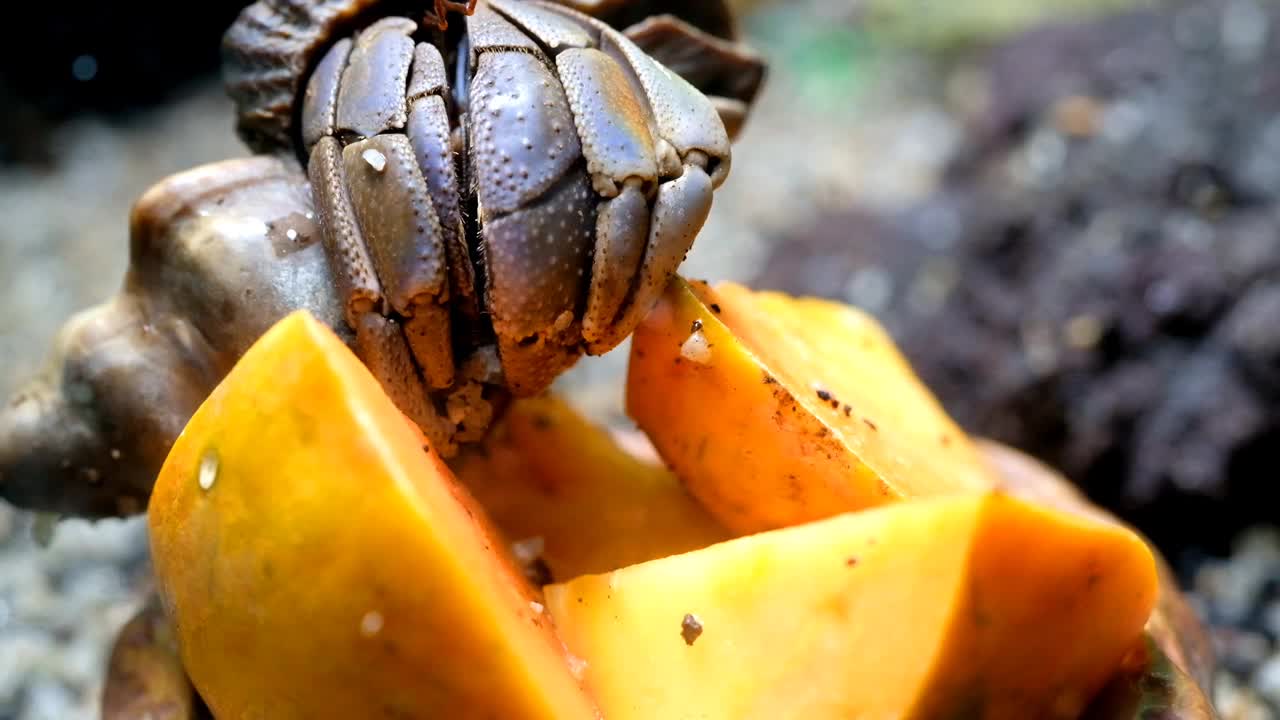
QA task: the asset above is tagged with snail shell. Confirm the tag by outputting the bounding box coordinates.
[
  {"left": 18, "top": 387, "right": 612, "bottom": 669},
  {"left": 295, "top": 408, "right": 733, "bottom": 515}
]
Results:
[{"left": 223, "top": 0, "right": 388, "bottom": 153}]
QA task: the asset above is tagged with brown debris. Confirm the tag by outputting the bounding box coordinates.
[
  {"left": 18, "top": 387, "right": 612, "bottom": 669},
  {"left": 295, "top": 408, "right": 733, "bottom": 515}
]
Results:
[{"left": 681, "top": 613, "right": 704, "bottom": 646}]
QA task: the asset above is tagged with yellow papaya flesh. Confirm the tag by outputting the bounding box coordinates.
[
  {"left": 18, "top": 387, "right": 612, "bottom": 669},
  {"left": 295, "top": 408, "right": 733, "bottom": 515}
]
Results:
[
  {"left": 627, "top": 278, "right": 996, "bottom": 534},
  {"left": 451, "top": 394, "right": 730, "bottom": 581},
  {"left": 545, "top": 493, "right": 1158, "bottom": 720},
  {"left": 147, "top": 311, "right": 599, "bottom": 720}
]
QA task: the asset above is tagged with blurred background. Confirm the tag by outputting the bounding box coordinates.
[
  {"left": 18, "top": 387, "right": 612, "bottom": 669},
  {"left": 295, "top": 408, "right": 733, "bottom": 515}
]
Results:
[{"left": 1, "top": 0, "right": 1278, "bottom": 717}]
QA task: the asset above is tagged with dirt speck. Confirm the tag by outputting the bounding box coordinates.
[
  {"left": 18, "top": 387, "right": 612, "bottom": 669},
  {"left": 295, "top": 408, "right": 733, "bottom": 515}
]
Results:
[{"left": 681, "top": 613, "right": 704, "bottom": 646}]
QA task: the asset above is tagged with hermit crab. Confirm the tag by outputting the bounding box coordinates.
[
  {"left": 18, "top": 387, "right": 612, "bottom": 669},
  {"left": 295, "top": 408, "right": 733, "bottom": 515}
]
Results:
[{"left": 0, "top": 0, "right": 765, "bottom": 517}]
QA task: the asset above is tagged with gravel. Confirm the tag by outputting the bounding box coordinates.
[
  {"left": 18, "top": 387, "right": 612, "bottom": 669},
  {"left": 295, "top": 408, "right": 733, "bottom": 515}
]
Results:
[
  {"left": 0, "top": 84, "right": 238, "bottom": 720},
  {"left": 0, "top": 504, "right": 148, "bottom": 719}
]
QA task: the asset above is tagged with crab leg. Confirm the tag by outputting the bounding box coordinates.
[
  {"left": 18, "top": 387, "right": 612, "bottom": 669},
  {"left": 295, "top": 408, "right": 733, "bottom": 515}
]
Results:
[
  {"left": 303, "top": 25, "right": 460, "bottom": 448},
  {"left": 301, "top": 38, "right": 351, "bottom": 152},
  {"left": 468, "top": 6, "right": 594, "bottom": 395},
  {"left": 553, "top": 46, "right": 658, "bottom": 352},
  {"left": 407, "top": 44, "right": 478, "bottom": 324},
  {"left": 308, "top": 137, "right": 456, "bottom": 453},
  {"left": 334, "top": 17, "right": 418, "bottom": 139},
  {"left": 305, "top": 19, "right": 475, "bottom": 405},
  {"left": 342, "top": 134, "right": 456, "bottom": 390},
  {"left": 513, "top": 4, "right": 729, "bottom": 353},
  {"left": 582, "top": 182, "right": 649, "bottom": 351},
  {"left": 610, "top": 157, "right": 714, "bottom": 336}
]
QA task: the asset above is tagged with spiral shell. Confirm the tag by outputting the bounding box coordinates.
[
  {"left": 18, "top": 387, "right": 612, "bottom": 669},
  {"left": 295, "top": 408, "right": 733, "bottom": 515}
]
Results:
[{"left": 223, "top": 0, "right": 388, "bottom": 153}]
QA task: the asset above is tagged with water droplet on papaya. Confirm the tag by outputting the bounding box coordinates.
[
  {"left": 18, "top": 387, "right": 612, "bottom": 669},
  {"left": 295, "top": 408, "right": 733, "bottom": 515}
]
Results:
[{"left": 198, "top": 452, "right": 219, "bottom": 491}]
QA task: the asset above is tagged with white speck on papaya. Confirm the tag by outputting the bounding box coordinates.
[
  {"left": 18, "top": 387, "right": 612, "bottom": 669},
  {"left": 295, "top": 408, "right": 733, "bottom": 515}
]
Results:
[
  {"left": 198, "top": 451, "right": 219, "bottom": 492},
  {"left": 681, "top": 330, "right": 712, "bottom": 365},
  {"left": 360, "top": 611, "right": 384, "bottom": 637}
]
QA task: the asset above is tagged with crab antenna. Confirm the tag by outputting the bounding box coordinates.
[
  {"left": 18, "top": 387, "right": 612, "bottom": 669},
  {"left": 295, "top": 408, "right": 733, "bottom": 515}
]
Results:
[{"left": 425, "top": 0, "right": 479, "bottom": 31}]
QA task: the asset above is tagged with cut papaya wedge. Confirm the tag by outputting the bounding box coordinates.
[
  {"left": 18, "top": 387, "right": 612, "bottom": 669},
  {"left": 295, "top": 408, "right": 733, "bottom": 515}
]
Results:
[
  {"left": 627, "top": 277, "right": 996, "bottom": 534},
  {"left": 545, "top": 493, "right": 1159, "bottom": 720},
  {"left": 147, "top": 311, "right": 599, "bottom": 720},
  {"left": 451, "top": 394, "right": 730, "bottom": 582}
]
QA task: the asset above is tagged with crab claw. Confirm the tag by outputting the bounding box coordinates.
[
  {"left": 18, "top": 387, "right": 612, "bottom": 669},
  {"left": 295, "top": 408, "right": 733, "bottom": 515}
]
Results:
[{"left": 0, "top": 157, "right": 348, "bottom": 517}]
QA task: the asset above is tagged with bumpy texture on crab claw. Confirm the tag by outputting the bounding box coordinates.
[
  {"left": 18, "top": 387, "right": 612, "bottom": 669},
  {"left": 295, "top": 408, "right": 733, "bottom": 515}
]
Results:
[
  {"left": 224, "top": 0, "right": 762, "bottom": 402},
  {"left": 0, "top": 158, "right": 349, "bottom": 517}
]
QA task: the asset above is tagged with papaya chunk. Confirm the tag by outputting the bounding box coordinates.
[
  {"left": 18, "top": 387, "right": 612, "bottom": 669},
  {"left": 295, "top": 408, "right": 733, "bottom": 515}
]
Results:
[
  {"left": 544, "top": 493, "right": 1158, "bottom": 720},
  {"left": 978, "top": 441, "right": 1218, "bottom": 717},
  {"left": 147, "top": 311, "right": 599, "bottom": 720},
  {"left": 627, "top": 277, "right": 996, "bottom": 534},
  {"left": 451, "top": 394, "right": 730, "bottom": 582}
]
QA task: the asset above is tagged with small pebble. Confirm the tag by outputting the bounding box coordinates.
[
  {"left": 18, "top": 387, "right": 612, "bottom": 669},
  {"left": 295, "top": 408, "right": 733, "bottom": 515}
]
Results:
[
  {"left": 511, "top": 537, "right": 546, "bottom": 565},
  {"left": 1214, "top": 628, "right": 1272, "bottom": 674},
  {"left": 844, "top": 266, "right": 893, "bottom": 312},
  {"left": 1216, "top": 671, "right": 1275, "bottom": 720},
  {"left": 1254, "top": 654, "right": 1280, "bottom": 706},
  {"left": 30, "top": 514, "right": 58, "bottom": 549},
  {"left": 0, "top": 504, "right": 14, "bottom": 542},
  {"left": 1064, "top": 315, "right": 1103, "bottom": 350},
  {"left": 22, "top": 678, "right": 76, "bottom": 720},
  {"left": 565, "top": 652, "right": 588, "bottom": 680},
  {"left": 360, "top": 611, "right": 384, "bottom": 637},
  {"left": 1052, "top": 95, "right": 1102, "bottom": 138},
  {"left": 680, "top": 330, "right": 712, "bottom": 365},
  {"left": 681, "top": 613, "right": 704, "bottom": 646},
  {"left": 1262, "top": 601, "right": 1280, "bottom": 638}
]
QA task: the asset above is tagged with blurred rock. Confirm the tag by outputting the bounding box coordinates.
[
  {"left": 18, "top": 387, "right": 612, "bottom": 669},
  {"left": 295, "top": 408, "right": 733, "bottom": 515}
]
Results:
[
  {"left": 0, "top": 513, "right": 148, "bottom": 719},
  {"left": 758, "top": 0, "right": 1280, "bottom": 556}
]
